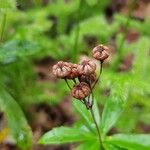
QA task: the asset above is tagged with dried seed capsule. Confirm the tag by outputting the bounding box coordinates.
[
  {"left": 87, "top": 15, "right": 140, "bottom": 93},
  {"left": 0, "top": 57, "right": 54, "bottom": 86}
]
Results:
[
  {"left": 92, "top": 44, "right": 109, "bottom": 61},
  {"left": 67, "top": 64, "right": 79, "bottom": 79},
  {"left": 52, "top": 61, "right": 71, "bottom": 78},
  {"left": 71, "top": 82, "right": 90, "bottom": 100},
  {"left": 79, "top": 73, "right": 96, "bottom": 86},
  {"left": 77, "top": 60, "right": 96, "bottom": 75}
]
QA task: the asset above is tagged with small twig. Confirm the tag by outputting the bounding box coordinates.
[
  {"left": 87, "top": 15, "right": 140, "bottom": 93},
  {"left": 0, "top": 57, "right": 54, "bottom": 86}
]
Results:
[
  {"left": 73, "top": 78, "right": 77, "bottom": 84},
  {"left": 64, "top": 79, "right": 71, "bottom": 90},
  {"left": 90, "top": 107, "right": 104, "bottom": 150},
  {"left": 112, "top": 0, "right": 137, "bottom": 69},
  {"left": 0, "top": 13, "right": 7, "bottom": 43},
  {"left": 73, "top": 0, "right": 83, "bottom": 62},
  {"left": 92, "top": 61, "right": 103, "bottom": 90}
]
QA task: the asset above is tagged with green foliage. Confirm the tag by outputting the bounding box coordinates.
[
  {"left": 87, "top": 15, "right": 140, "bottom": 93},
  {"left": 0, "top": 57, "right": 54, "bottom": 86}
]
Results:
[
  {"left": 0, "top": 87, "right": 32, "bottom": 149},
  {"left": 0, "top": 0, "right": 16, "bottom": 12},
  {"left": 106, "top": 134, "right": 150, "bottom": 150},
  {"left": 100, "top": 81, "right": 129, "bottom": 136},
  {"left": 0, "top": 0, "right": 150, "bottom": 149},
  {"left": 0, "top": 40, "right": 41, "bottom": 64},
  {"left": 39, "top": 125, "right": 94, "bottom": 144}
]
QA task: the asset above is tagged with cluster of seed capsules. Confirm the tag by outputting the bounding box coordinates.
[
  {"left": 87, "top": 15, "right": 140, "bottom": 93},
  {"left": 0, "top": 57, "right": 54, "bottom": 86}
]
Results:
[{"left": 52, "top": 44, "right": 109, "bottom": 108}]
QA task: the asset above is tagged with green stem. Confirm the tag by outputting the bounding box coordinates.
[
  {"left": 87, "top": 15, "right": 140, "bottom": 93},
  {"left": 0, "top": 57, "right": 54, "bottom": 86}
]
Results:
[
  {"left": 64, "top": 79, "right": 71, "bottom": 90},
  {"left": 92, "top": 61, "right": 103, "bottom": 90},
  {"left": 90, "top": 107, "right": 104, "bottom": 150},
  {"left": 73, "top": 0, "right": 83, "bottom": 62},
  {"left": 0, "top": 13, "right": 7, "bottom": 43},
  {"left": 112, "top": 0, "right": 137, "bottom": 69}
]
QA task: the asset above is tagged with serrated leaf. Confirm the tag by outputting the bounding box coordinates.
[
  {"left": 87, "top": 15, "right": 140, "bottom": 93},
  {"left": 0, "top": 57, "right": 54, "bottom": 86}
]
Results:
[
  {"left": 0, "top": 87, "right": 32, "bottom": 149},
  {"left": 106, "top": 134, "right": 150, "bottom": 150},
  {"left": 100, "top": 81, "right": 129, "bottom": 136},
  {"left": 39, "top": 125, "right": 94, "bottom": 145}
]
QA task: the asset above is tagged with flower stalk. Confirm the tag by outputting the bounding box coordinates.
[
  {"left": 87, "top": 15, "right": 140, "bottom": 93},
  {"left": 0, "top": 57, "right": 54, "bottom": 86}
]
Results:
[{"left": 52, "top": 44, "right": 109, "bottom": 150}]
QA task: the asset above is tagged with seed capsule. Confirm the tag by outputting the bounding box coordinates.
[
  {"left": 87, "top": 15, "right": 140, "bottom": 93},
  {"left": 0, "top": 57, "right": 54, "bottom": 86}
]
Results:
[
  {"left": 52, "top": 61, "right": 71, "bottom": 78},
  {"left": 92, "top": 44, "right": 109, "bottom": 61},
  {"left": 77, "top": 60, "right": 96, "bottom": 75},
  {"left": 79, "top": 73, "right": 96, "bottom": 86},
  {"left": 71, "top": 82, "right": 91, "bottom": 100},
  {"left": 67, "top": 63, "right": 79, "bottom": 79}
]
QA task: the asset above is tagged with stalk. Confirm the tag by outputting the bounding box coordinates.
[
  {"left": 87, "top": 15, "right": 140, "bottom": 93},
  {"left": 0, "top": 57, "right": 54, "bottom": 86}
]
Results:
[
  {"left": 73, "top": 0, "right": 83, "bottom": 62},
  {"left": 89, "top": 107, "right": 104, "bottom": 150},
  {"left": 0, "top": 13, "right": 7, "bottom": 44}
]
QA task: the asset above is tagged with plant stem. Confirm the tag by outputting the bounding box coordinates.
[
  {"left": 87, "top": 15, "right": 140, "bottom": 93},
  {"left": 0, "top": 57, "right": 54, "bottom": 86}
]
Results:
[
  {"left": 92, "top": 61, "right": 103, "bottom": 90},
  {"left": 64, "top": 79, "right": 71, "bottom": 90},
  {"left": 0, "top": 13, "right": 7, "bottom": 44},
  {"left": 73, "top": 0, "right": 83, "bottom": 62},
  {"left": 90, "top": 107, "right": 104, "bottom": 150},
  {"left": 112, "top": 0, "right": 137, "bottom": 69}
]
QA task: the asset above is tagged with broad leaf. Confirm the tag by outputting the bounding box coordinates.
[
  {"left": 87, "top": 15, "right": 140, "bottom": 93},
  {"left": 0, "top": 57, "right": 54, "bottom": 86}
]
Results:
[
  {"left": 100, "top": 80, "right": 129, "bottom": 136},
  {"left": 39, "top": 125, "right": 94, "bottom": 144},
  {"left": 0, "top": 87, "right": 32, "bottom": 149},
  {"left": 106, "top": 134, "right": 150, "bottom": 150}
]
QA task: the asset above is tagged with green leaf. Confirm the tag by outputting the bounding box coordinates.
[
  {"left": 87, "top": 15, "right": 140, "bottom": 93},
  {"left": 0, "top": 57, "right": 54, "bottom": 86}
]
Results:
[
  {"left": 0, "top": 87, "right": 32, "bottom": 149},
  {"left": 100, "top": 81, "right": 129, "bottom": 136},
  {"left": 106, "top": 134, "right": 150, "bottom": 150},
  {"left": 0, "top": 0, "right": 16, "bottom": 11},
  {"left": 39, "top": 125, "right": 94, "bottom": 145},
  {"left": 75, "top": 141, "right": 99, "bottom": 150},
  {"left": 0, "top": 40, "right": 41, "bottom": 64},
  {"left": 104, "top": 143, "right": 124, "bottom": 150},
  {"left": 73, "top": 99, "right": 100, "bottom": 128}
]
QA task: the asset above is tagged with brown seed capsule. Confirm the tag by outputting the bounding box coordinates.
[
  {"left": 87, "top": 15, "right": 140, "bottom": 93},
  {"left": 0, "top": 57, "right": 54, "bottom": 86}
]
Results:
[
  {"left": 52, "top": 61, "right": 71, "bottom": 78},
  {"left": 92, "top": 44, "right": 109, "bottom": 61},
  {"left": 77, "top": 60, "right": 96, "bottom": 75},
  {"left": 79, "top": 73, "right": 96, "bottom": 86},
  {"left": 71, "top": 82, "right": 91, "bottom": 100},
  {"left": 67, "top": 63, "right": 79, "bottom": 79}
]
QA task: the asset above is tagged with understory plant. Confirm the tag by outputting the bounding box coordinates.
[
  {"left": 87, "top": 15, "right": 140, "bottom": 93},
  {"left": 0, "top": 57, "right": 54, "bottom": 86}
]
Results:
[{"left": 39, "top": 44, "right": 150, "bottom": 150}]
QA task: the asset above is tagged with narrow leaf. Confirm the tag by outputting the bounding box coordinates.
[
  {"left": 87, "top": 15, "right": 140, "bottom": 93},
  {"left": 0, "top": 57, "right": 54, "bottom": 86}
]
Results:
[
  {"left": 73, "top": 99, "right": 100, "bottom": 127},
  {"left": 0, "top": 87, "right": 32, "bottom": 149},
  {"left": 106, "top": 134, "right": 150, "bottom": 150},
  {"left": 100, "top": 81, "right": 129, "bottom": 136}
]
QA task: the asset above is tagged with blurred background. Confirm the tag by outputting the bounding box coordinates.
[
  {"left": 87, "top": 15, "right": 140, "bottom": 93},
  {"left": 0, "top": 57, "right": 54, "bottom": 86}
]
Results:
[{"left": 0, "top": 0, "right": 150, "bottom": 149}]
